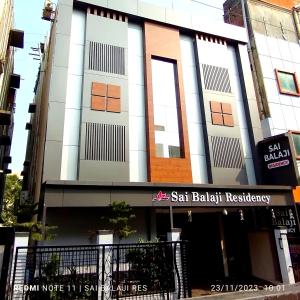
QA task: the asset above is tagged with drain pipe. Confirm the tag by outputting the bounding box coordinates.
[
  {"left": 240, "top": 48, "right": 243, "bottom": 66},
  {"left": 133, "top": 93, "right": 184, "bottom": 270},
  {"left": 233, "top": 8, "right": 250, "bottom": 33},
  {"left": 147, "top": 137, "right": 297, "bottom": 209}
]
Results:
[
  {"left": 293, "top": 4, "right": 300, "bottom": 42},
  {"left": 241, "top": 0, "right": 249, "bottom": 34},
  {"left": 240, "top": 0, "right": 269, "bottom": 118}
]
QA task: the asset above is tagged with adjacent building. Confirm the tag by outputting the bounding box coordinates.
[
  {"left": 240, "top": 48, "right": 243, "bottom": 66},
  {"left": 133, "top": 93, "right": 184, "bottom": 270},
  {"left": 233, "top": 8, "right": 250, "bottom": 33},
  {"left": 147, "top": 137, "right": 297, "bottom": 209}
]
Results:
[
  {"left": 23, "top": 0, "right": 298, "bottom": 290},
  {"left": 224, "top": 0, "right": 300, "bottom": 180},
  {"left": 224, "top": 0, "right": 300, "bottom": 283},
  {"left": 0, "top": 0, "right": 23, "bottom": 208}
]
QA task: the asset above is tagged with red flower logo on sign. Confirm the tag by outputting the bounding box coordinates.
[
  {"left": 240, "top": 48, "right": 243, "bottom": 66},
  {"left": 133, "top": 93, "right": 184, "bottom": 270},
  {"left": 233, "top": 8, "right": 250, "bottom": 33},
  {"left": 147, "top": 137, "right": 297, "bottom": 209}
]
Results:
[{"left": 153, "top": 191, "right": 170, "bottom": 202}]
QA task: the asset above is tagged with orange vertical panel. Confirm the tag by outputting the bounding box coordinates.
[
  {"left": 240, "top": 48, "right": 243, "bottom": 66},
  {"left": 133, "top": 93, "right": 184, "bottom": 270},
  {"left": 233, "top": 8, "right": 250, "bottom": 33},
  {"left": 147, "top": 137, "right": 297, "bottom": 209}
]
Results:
[{"left": 144, "top": 22, "right": 192, "bottom": 183}]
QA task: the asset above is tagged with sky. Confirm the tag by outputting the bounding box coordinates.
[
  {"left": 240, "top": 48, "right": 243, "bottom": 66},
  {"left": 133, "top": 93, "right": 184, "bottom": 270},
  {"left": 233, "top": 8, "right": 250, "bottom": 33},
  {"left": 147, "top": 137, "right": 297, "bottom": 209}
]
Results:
[
  {"left": 11, "top": 0, "right": 53, "bottom": 173},
  {"left": 10, "top": 0, "right": 224, "bottom": 174}
]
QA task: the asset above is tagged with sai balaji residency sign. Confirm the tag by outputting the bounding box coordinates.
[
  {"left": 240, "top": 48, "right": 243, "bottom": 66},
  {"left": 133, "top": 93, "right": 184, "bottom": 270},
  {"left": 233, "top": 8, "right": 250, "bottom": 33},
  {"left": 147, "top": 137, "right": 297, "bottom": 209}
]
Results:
[{"left": 151, "top": 190, "right": 292, "bottom": 207}]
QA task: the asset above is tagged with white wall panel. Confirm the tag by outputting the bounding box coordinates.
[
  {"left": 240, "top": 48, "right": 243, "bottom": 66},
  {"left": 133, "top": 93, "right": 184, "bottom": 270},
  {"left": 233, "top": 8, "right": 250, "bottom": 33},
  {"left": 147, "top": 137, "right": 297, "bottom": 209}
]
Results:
[
  {"left": 272, "top": 128, "right": 287, "bottom": 135},
  {"left": 258, "top": 34, "right": 300, "bottom": 134},
  {"left": 292, "top": 96, "right": 300, "bottom": 108},
  {"left": 128, "top": 55, "right": 144, "bottom": 85},
  {"left": 61, "top": 10, "right": 85, "bottom": 180},
  {"left": 128, "top": 23, "right": 143, "bottom": 57},
  {"left": 230, "top": 75, "right": 243, "bottom": 100},
  {"left": 281, "top": 105, "right": 298, "bottom": 130},
  {"left": 278, "top": 39, "right": 292, "bottom": 61},
  {"left": 191, "top": 155, "right": 208, "bottom": 184},
  {"left": 227, "top": 45, "right": 256, "bottom": 183},
  {"left": 197, "top": 39, "right": 229, "bottom": 67},
  {"left": 61, "top": 146, "right": 79, "bottom": 180},
  {"left": 267, "top": 37, "right": 281, "bottom": 59},
  {"left": 188, "top": 123, "right": 205, "bottom": 156},
  {"left": 271, "top": 57, "right": 284, "bottom": 70},
  {"left": 289, "top": 42, "right": 300, "bottom": 63},
  {"left": 128, "top": 84, "right": 145, "bottom": 117},
  {"left": 240, "top": 129, "right": 252, "bottom": 159},
  {"left": 181, "top": 65, "right": 198, "bottom": 93},
  {"left": 128, "top": 23, "right": 147, "bottom": 182},
  {"left": 283, "top": 61, "right": 295, "bottom": 73},
  {"left": 47, "top": 102, "right": 65, "bottom": 141},
  {"left": 235, "top": 100, "right": 247, "bottom": 129},
  {"left": 295, "top": 63, "right": 300, "bottom": 77},
  {"left": 264, "top": 78, "right": 280, "bottom": 104},
  {"left": 142, "top": 0, "right": 172, "bottom": 8},
  {"left": 181, "top": 35, "right": 208, "bottom": 184},
  {"left": 62, "top": 109, "right": 81, "bottom": 146},
  {"left": 65, "top": 75, "right": 82, "bottom": 109},
  {"left": 68, "top": 44, "right": 84, "bottom": 75},
  {"left": 129, "top": 151, "right": 147, "bottom": 182},
  {"left": 279, "top": 94, "right": 292, "bottom": 106},
  {"left": 142, "top": 0, "right": 224, "bottom": 23},
  {"left": 129, "top": 116, "right": 146, "bottom": 151},
  {"left": 254, "top": 33, "right": 269, "bottom": 56},
  {"left": 180, "top": 36, "right": 196, "bottom": 67},
  {"left": 70, "top": 10, "right": 85, "bottom": 45},
  {"left": 269, "top": 103, "right": 287, "bottom": 130},
  {"left": 185, "top": 93, "right": 202, "bottom": 124},
  {"left": 294, "top": 107, "right": 300, "bottom": 128},
  {"left": 260, "top": 55, "right": 274, "bottom": 79},
  {"left": 245, "top": 158, "right": 256, "bottom": 185}
]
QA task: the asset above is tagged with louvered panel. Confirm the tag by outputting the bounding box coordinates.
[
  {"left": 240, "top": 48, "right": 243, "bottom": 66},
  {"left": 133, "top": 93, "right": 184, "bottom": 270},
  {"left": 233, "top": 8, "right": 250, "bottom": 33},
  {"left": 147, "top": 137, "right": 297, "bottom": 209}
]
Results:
[
  {"left": 88, "top": 41, "right": 125, "bottom": 75},
  {"left": 85, "top": 123, "right": 125, "bottom": 162},
  {"left": 211, "top": 136, "right": 243, "bottom": 168},
  {"left": 202, "top": 64, "right": 232, "bottom": 93}
]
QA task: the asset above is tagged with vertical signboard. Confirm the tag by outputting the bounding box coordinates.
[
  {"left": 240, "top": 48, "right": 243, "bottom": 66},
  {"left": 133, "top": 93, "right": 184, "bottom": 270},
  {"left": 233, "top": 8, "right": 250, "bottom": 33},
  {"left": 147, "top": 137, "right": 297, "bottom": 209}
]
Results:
[{"left": 258, "top": 134, "right": 298, "bottom": 185}]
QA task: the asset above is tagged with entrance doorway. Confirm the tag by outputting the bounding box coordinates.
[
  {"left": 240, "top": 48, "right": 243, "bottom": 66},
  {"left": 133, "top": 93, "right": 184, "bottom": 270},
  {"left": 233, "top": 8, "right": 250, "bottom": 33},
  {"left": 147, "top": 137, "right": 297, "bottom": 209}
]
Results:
[
  {"left": 175, "top": 213, "right": 224, "bottom": 288},
  {"left": 155, "top": 209, "right": 276, "bottom": 296},
  {"left": 223, "top": 213, "right": 251, "bottom": 279}
]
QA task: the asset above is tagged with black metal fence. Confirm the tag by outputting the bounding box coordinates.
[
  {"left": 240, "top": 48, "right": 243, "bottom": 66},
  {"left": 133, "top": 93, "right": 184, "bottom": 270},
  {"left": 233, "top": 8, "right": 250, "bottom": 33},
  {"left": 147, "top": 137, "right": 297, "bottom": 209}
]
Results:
[{"left": 9, "top": 241, "right": 190, "bottom": 299}]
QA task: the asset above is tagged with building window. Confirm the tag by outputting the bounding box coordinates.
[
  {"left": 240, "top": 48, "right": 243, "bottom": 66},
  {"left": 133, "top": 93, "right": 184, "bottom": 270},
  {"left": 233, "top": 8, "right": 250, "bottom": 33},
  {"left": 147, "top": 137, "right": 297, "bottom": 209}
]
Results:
[
  {"left": 151, "top": 58, "right": 182, "bottom": 158},
  {"left": 291, "top": 132, "right": 300, "bottom": 159},
  {"left": 210, "top": 101, "right": 234, "bottom": 127},
  {"left": 275, "top": 70, "right": 300, "bottom": 96},
  {"left": 91, "top": 82, "right": 121, "bottom": 113}
]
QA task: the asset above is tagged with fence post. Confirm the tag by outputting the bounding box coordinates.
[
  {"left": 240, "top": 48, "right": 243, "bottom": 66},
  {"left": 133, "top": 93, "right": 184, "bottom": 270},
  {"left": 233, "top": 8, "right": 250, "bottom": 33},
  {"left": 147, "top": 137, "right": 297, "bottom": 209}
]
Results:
[
  {"left": 97, "top": 230, "right": 113, "bottom": 300},
  {"left": 167, "top": 229, "right": 181, "bottom": 243},
  {"left": 168, "top": 229, "right": 183, "bottom": 299}
]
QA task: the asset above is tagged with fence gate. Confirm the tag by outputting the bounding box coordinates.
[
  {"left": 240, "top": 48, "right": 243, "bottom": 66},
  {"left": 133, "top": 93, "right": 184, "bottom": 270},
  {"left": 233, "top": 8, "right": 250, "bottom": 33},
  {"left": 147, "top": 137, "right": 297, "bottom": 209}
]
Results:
[{"left": 10, "top": 241, "right": 190, "bottom": 299}]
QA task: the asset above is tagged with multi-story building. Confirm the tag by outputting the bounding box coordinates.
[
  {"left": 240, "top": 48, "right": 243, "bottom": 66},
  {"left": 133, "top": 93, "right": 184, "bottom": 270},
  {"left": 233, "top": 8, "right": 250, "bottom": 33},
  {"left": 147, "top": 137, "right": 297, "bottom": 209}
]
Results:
[
  {"left": 0, "top": 0, "right": 23, "bottom": 207},
  {"left": 224, "top": 1, "right": 300, "bottom": 280},
  {"left": 0, "top": 1, "right": 23, "bottom": 298},
  {"left": 24, "top": 0, "right": 299, "bottom": 290},
  {"left": 223, "top": 0, "right": 300, "bottom": 182}
]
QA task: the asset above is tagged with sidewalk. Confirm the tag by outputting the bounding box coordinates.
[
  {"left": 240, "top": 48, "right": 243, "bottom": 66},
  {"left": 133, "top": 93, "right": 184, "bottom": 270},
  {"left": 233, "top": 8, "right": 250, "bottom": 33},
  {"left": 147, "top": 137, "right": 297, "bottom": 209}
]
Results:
[{"left": 188, "top": 283, "right": 300, "bottom": 300}]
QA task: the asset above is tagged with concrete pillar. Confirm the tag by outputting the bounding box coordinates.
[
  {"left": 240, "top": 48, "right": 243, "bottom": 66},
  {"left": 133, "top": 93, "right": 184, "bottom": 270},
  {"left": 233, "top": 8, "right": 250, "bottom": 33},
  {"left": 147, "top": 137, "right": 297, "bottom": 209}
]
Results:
[
  {"left": 97, "top": 230, "right": 113, "bottom": 300},
  {"left": 167, "top": 228, "right": 183, "bottom": 298},
  {"left": 0, "top": 227, "right": 14, "bottom": 300},
  {"left": 274, "top": 228, "right": 295, "bottom": 284},
  {"left": 97, "top": 230, "right": 113, "bottom": 245},
  {"left": 167, "top": 228, "right": 181, "bottom": 242},
  {"left": 11, "top": 232, "right": 29, "bottom": 299}
]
